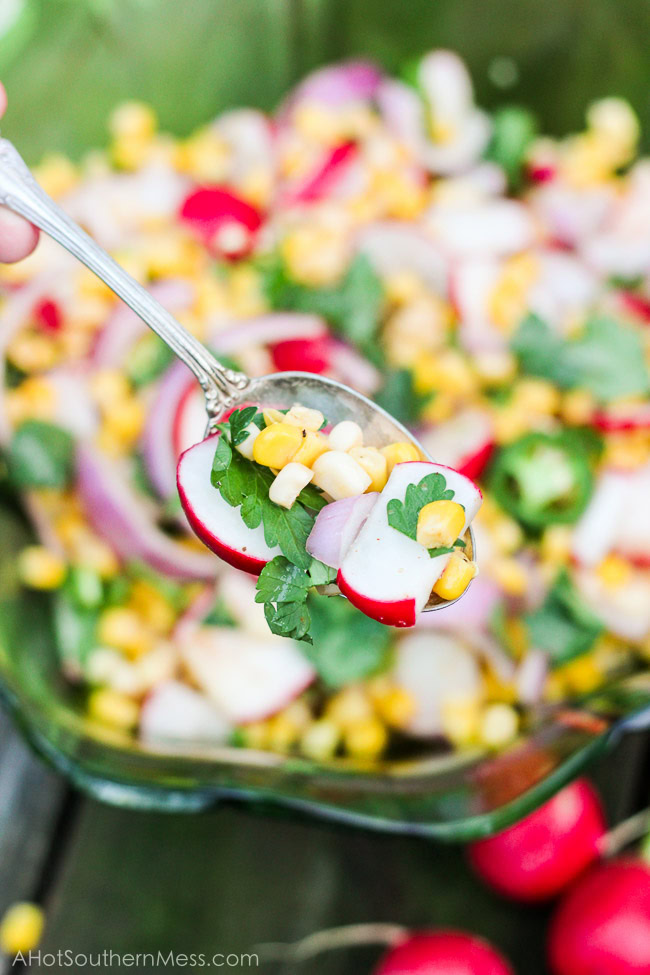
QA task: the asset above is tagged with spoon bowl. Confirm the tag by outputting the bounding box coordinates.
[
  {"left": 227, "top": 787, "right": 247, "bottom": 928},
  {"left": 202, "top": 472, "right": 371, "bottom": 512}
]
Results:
[{"left": 0, "top": 137, "right": 474, "bottom": 613}]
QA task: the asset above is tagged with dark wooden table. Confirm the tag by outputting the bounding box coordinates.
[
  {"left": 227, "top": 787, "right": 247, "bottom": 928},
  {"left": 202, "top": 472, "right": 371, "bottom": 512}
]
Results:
[{"left": 2, "top": 705, "right": 649, "bottom": 975}]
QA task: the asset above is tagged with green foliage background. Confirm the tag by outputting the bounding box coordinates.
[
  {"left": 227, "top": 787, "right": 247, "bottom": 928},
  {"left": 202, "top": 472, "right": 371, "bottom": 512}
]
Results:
[{"left": 2, "top": 0, "right": 650, "bottom": 163}]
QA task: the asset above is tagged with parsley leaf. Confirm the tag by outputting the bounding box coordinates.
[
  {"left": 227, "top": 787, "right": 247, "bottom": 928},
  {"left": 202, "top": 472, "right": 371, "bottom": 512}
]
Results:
[
  {"left": 211, "top": 435, "right": 232, "bottom": 475},
  {"left": 386, "top": 472, "right": 455, "bottom": 541},
  {"left": 524, "top": 570, "right": 603, "bottom": 667},
  {"left": 374, "top": 368, "right": 431, "bottom": 426},
  {"left": 228, "top": 406, "right": 260, "bottom": 446},
  {"left": 428, "top": 538, "right": 466, "bottom": 558},
  {"left": 6, "top": 420, "right": 75, "bottom": 489},
  {"left": 264, "top": 600, "right": 312, "bottom": 643},
  {"left": 308, "top": 559, "right": 337, "bottom": 587},
  {"left": 485, "top": 106, "right": 537, "bottom": 191},
  {"left": 255, "top": 557, "right": 312, "bottom": 605},
  {"left": 304, "top": 595, "right": 392, "bottom": 688},
  {"left": 262, "top": 499, "right": 314, "bottom": 569},
  {"left": 511, "top": 313, "right": 650, "bottom": 401}
]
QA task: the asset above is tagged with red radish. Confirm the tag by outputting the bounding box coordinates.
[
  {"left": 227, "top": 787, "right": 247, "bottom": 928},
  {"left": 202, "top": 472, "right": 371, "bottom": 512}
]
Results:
[
  {"left": 593, "top": 402, "right": 650, "bottom": 432},
  {"left": 392, "top": 631, "right": 482, "bottom": 737},
  {"left": 468, "top": 779, "right": 606, "bottom": 902},
  {"left": 140, "top": 680, "right": 231, "bottom": 746},
  {"left": 177, "top": 433, "right": 281, "bottom": 575},
  {"left": 172, "top": 382, "right": 206, "bottom": 457},
  {"left": 374, "top": 930, "right": 514, "bottom": 975},
  {"left": 180, "top": 625, "right": 315, "bottom": 723},
  {"left": 548, "top": 859, "right": 650, "bottom": 975},
  {"left": 283, "top": 141, "right": 359, "bottom": 205},
  {"left": 270, "top": 336, "right": 332, "bottom": 374},
  {"left": 33, "top": 297, "right": 63, "bottom": 333},
  {"left": 338, "top": 462, "right": 482, "bottom": 627},
  {"left": 429, "top": 200, "right": 535, "bottom": 258},
  {"left": 179, "top": 186, "right": 263, "bottom": 260},
  {"left": 620, "top": 289, "right": 650, "bottom": 324},
  {"left": 420, "top": 410, "right": 494, "bottom": 482}
]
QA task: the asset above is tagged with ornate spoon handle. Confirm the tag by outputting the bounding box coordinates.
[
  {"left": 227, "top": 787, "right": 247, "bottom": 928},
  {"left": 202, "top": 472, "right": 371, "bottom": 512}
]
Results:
[{"left": 0, "top": 137, "right": 250, "bottom": 420}]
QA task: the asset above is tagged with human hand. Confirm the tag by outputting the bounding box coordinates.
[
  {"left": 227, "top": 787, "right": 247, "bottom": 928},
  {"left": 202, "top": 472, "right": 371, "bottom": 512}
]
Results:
[{"left": 0, "top": 82, "right": 39, "bottom": 263}]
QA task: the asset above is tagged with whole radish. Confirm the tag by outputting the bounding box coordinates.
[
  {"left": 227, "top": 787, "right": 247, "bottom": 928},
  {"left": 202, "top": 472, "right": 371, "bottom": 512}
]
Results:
[
  {"left": 468, "top": 778, "right": 606, "bottom": 901},
  {"left": 374, "top": 930, "right": 514, "bottom": 975},
  {"left": 548, "top": 858, "right": 650, "bottom": 975}
]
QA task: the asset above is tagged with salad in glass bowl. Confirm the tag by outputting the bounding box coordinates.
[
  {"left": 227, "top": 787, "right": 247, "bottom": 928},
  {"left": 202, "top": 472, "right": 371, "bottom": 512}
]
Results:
[{"left": 1, "top": 49, "right": 649, "bottom": 829}]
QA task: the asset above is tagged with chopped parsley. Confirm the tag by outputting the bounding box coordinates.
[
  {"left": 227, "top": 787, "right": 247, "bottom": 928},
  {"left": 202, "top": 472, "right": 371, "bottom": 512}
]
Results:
[
  {"left": 386, "top": 471, "right": 464, "bottom": 556},
  {"left": 255, "top": 555, "right": 336, "bottom": 643}
]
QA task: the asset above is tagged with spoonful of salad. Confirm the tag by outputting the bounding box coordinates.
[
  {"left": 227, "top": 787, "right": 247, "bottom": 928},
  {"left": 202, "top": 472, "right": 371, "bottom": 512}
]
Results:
[{"left": 0, "top": 138, "right": 481, "bottom": 638}]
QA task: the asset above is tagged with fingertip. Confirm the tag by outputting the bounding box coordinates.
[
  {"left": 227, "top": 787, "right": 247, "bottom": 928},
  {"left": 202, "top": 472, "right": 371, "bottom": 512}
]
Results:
[
  {"left": 0, "top": 83, "right": 7, "bottom": 120},
  {"left": 0, "top": 207, "right": 39, "bottom": 263}
]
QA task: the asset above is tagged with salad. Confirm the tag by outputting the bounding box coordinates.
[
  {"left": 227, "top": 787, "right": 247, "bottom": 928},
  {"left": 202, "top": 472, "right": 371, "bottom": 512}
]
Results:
[
  {"left": 1, "top": 49, "right": 649, "bottom": 765},
  {"left": 177, "top": 402, "right": 482, "bottom": 634}
]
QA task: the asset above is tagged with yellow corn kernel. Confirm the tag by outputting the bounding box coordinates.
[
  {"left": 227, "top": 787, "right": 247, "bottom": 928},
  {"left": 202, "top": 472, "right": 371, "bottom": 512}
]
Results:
[
  {"left": 344, "top": 717, "right": 388, "bottom": 761},
  {"left": 17, "top": 546, "right": 66, "bottom": 591},
  {"left": 480, "top": 703, "right": 519, "bottom": 749},
  {"left": 0, "top": 903, "right": 45, "bottom": 955},
  {"left": 292, "top": 431, "right": 330, "bottom": 468},
  {"left": 228, "top": 265, "right": 267, "bottom": 318},
  {"left": 420, "top": 392, "right": 455, "bottom": 424},
  {"left": 90, "top": 369, "right": 131, "bottom": 410},
  {"left": 560, "top": 388, "right": 595, "bottom": 426},
  {"left": 348, "top": 446, "right": 388, "bottom": 492},
  {"left": 384, "top": 270, "right": 424, "bottom": 306},
  {"left": 325, "top": 686, "right": 374, "bottom": 729},
  {"left": 587, "top": 98, "right": 639, "bottom": 163},
  {"left": 97, "top": 607, "right": 153, "bottom": 659},
  {"left": 110, "top": 102, "right": 157, "bottom": 142},
  {"left": 87, "top": 688, "right": 139, "bottom": 731},
  {"left": 6, "top": 377, "right": 57, "bottom": 425},
  {"left": 596, "top": 554, "right": 632, "bottom": 590},
  {"left": 241, "top": 721, "right": 271, "bottom": 750},
  {"left": 74, "top": 535, "right": 120, "bottom": 579},
  {"left": 239, "top": 165, "right": 274, "bottom": 209},
  {"left": 603, "top": 431, "right": 650, "bottom": 470},
  {"left": 561, "top": 133, "right": 614, "bottom": 188},
  {"left": 129, "top": 581, "right": 176, "bottom": 634},
  {"left": 492, "top": 405, "right": 531, "bottom": 445},
  {"left": 432, "top": 551, "right": 478, "bottom": 601},
  {"left": 373, "top": 686, "right": 416, "bottom": 728},
  {"left": 483, "top": 670, "right": 518, "bottom": 705},
  {"left": 383, "top": 296, "right": 451, "bottom": 367},
  {"left": 7, "top": 332, "right": 59, "bottom": 373},
  {"left": 489, "top": 254, "right": 539, "bottom": 332},
  {"left": 263, "top": 408, "right": 286, "bottom": 426},
  {"left": 283, "top": 405, "right": 325, "bottom": 432},
  {"left": 491, "top": 557, "right": 528, "bottom": 597},
  {"left": 380, "top": 441, "right": 421, "bottom": 475},
  {"left": 281, "top": 226, "right": 349, "bottom": 288},
  {"left": 414, "top": 349, "right": 476, "bottom": 397},
  {"left": 514, "top": 378, "right": 561, "bottom": 415},
  {"left": 557, "top": 655, "right": 602, "bottom": 695},
  {"left": 174, "top": 127, "right": 229, "bottom": 182},
  {"left": 34, "top": 153, "right": 79, "bottom": 198},
  {"left": 102, "top": 397, "right": 145, "bottom": 445},
  {"left": 491, "top": 516, "right": 524, "bottom": 555},
  {"left": 416, "top": 500, "right": 466, "bottom": 549},
  {"left": 474, "top": 350, "right": 517, "bottom": 387},
  {"left": 541, "top": 525, "right": 574, "bottom": 566},
  {"left": 252, "top": 422, "right": 305, "bottom": 469},
  {"left": 440, "top": 695, "right": 481, "bottom": 747},
  {"left": 266, "top": 713, "right": 303, "bottom": 752},
  {"left": 300, "top": 719, "right": 341, "bottom": 761}
]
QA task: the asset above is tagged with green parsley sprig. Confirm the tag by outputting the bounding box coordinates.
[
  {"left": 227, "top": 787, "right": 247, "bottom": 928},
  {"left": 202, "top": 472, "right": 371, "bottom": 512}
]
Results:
[
  {"left": 386, "top": 471, "right": 465, "bottom": 557},
  {"left": 255, "top": 556, "right": 336, "bottom": 643}
]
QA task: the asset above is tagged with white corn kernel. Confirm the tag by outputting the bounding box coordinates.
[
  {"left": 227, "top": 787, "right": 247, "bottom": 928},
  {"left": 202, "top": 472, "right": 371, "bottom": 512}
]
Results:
[
  {"left": 328, "top": 420, "right": 363, "bottom": 452},
  {"left": 235, "top": 422, "right": 261, "bottom": 460},
  {"left": 269, "top": 462, "right": 314, "bottom": 509},
  {"left": 311, "top": 451, "right": 371, "bottom": 500},
  {"left": 284, "top": 404, "right": 325, "bottom": 432}
]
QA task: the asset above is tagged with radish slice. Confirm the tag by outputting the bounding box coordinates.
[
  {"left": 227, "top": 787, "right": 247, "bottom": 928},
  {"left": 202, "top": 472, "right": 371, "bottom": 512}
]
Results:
[
  {"left": 530, "top": 184, "right": 614, "bottom": 248},
  {"left": 177, "top": 433, "right": 281, "bottom": 574},
  {"left": 452, "top": 258, "right": 506, "bottom": 353},
  {"left": 392, "top": 631, "right": 483, "bottom": 737},
  {"left": 270, "top": 336, "right": 332, "bottom": 374},
  {"left": 574, "top": 568, "right": 650, "bottom": 641},
  {"left": 140, "top": 680, "right": 231, "bottom": 746},
  {"left": 356, "top": 222, "right": 448, "bottom": 294},
  {"left": 419, "top": 409, "right": 494, "bottom": 481},
  {"left": 282, "top": 141, "right": 359, "bottom": 206},
  {"left": 572, "top": 470, "right": 635, "bottom": 567},
  {"left": 306, "top": 493, "right": 379, "bottom": 569},
  {"left": 338, "top": 462, "right": 482, "bottom": 627},
  {"left": 593, "top": 402, "right": 650, "bottom": 432},
  {"left": 427, "top": 199, "right": 536, "bottom": 257},
  {"left": 180, "top": 626, "right": 315, "bottom": 724},
  {"left": 173, "top": 383, "right": 206, "bottom": 457},
  {"left": 76, "top": 443, "right": 217, "bottom": 581},
  {"left": 179, "top": 186, "right": 263, "bottom": 260}
]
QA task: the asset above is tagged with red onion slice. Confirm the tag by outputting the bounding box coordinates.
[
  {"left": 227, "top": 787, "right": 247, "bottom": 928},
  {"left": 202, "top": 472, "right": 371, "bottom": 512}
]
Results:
[
  {"left": 306, "top": 493, "right": 378, "bottom": 569},
  {"left": 76, "top": 443, "right": 217, "bottom": 581},
  {"left": 209, "top": 313, "right": 328, "bottom": 353},
  {"left": 141, "top": 360, "right": 195, "bottom": 498}
]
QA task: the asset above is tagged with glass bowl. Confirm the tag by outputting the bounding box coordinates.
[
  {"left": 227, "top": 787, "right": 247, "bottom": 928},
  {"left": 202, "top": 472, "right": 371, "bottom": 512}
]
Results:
[{"left": 2, "top": 498, "right": 650, "bottom": 839}]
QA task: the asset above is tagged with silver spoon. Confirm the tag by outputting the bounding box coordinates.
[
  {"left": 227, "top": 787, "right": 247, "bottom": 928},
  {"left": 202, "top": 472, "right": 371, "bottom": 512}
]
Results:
[{"left": 0, "top": 137, "right": 474, "bottom": 611}]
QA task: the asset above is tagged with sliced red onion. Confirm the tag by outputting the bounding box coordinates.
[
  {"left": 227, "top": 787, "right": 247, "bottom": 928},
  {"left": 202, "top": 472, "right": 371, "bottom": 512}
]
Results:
[
  {"left": 306, "top": 493, "right": 378, "bottom": 569},
  {"left": 209, "top": 312, "right": 328, "bottom": 353},
  {"left": 279, "top": 60, "right": 383, "bottom": 117},
  {"left": 415, "top": 576, "right": 502, "bottom": 634},
  {"left": 141, "top": 360, "right": 195, "bottom": 498},
  {"left": 76, "top": 443, "right": 217, "bottom": 581},
  {"left": 327, "top": 339, "right": 382, "bottom": 395},
  {"left": 515, "top": 649, "right": 549, "bottom": 706},
  {"left": 419, "top": 409, "right": 494, "bottom": 479},
  {"left": 92, "top": 279, "right": 194, "bottom": 368}
]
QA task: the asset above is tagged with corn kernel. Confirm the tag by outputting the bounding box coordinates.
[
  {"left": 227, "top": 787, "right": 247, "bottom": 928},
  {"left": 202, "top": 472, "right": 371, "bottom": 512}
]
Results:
[
  {"left": 34, "top": 153, "right": 79, "bottom": 198},
  {"left": 541, "top": 525, "right": 574, "bottom": 566},
  {"left": 241, "top": 721, "right": 271, "bottom": 750},
  {"left": 603, "top": 431, "right": 650, "bottom": 469},
  {"left": 374, "top": 686, "right": 416, "bottom": 728},
  {"left": 384, "top": 270, "right": 424, "bottom": 306},
  {"left": 97, "top": 607, "right": 153, "bottom": 658},
  {"left": 480, "top": 703, "right": 519, "bottom": 749},
  {"left": 129, "top": 581, "right": 176, "bottom": 634},
  {"left": 269, "top": 462, "right": 314, "bottom": 508},
  {"left": 328, "top": 420, "right": 363, "bottom": 452},
  {"left": 263, "top": 408, "right": 286, "bottom": 426},
  {"left": 344, "top": 717, "right": 388, "bottom": 760},
  {"left": 491, "top": 516, "right": 524, "bottom": 555},
  {"left": 252, "top": 422, "right": 305, "bottom": 469},
  {"left": 348, "top": 446, "right": 388, "bottom": 492},
  {"left": 174, "top": 127, "right": 229, "bottom": 182},
  {"left": 7, "top": 332, "right": 59, "bottom": 373},
  {"left": 110, "top": 102, "right": 157, "bottom": 141},
  {"left": 432, "top": 551, "right": 478, "bottom": 601},
  {"left": 90, "top": 369, "right": 131, "bottom": 410},
  {"left": 267, "top": 712, "right": 303, "bottom": 752},
  {"left": 557, "top": 655, "right": 602, "bottom": 695},
  {"left": 103, "top": 397, "right": 145, "bottom": 445},
  {"left": 325, "top": 687, "right": 374, "bottom": 729},
  {"left": 292, "top": 431, "right": 330, "bottom": 468},
  {"left": 514, "top": 378, "right": 561, "bottom": 415},
  {"left": 281, "top": 226, "right": 348, "bottom": 288},
  {"left": 380, "top": 441, "right": 421, "bottom": 475},
  {"left": 492, "top": 404, "right": 531, "bottom": 445},
  {"left": 417, "top": 500, "right": 466, "bottom": 549},
  {"left": 491, "top": 557, "right": 528, "bottom": 597},
  {"left": 596, "top": 554, "right": 632, "bottom": 590},
  {"left": 284, "top": 405, "right": 325, "bottom": 432},
  {"left": 87, "top": 688, "right": 139, "bottom": 730},
  {"left": 559, "top": 390, "right": 594, "bottom": 425},
  {"left": 0, "top": 903, "right": 45, "bottom": 955},
  {"left": 300, "top": 719, "right": 341, "bottom": 761},
  {"left": 474, "top": 350, "right": 517, "bottom": 387},
  {"left": 6, "top": 377, "right": 56, "bottom": 425},
  {"left": 17, "top": 546, "right": 66, "bottom": 590},
  {"left": 420, "top": 392, "right": 455, "bottom": 423},
  {"left": 440, "top": 695, "right": 481, "bottom": 746},
  {"left": 414, "top": 349, "right": 476, "bottom": 397}
]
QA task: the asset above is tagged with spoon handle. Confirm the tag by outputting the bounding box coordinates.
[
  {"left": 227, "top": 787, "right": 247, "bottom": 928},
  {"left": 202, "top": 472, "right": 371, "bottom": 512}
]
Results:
[{"left": 0, "top": 138, "right": 250, "bottom": 419}]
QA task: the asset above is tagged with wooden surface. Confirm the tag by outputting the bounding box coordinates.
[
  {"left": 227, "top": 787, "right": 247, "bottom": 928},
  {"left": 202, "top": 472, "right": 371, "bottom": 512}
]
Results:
[{"left": 1, "top": 701, "right": 649, "bottom": 975}]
